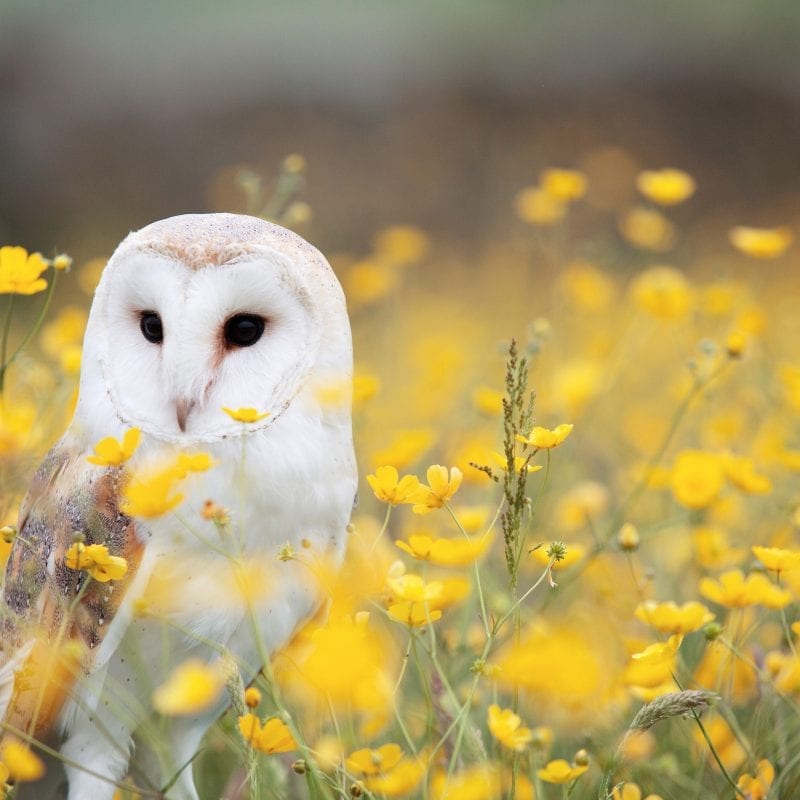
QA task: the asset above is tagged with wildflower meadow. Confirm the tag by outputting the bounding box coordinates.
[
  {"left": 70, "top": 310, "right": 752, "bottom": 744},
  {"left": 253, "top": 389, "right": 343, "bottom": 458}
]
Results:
[{"left": 1, "top": 154, "right": 799, "bottom": 800}]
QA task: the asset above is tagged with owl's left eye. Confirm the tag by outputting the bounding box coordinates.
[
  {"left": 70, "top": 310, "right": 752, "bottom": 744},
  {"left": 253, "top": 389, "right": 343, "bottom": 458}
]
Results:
[{"left": 224, "top": 314, "right": 265, "bottom": 348}]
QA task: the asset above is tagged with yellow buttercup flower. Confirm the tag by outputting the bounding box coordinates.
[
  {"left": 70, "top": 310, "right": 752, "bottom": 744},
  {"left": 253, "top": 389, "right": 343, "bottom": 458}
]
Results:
[
  {"left": 559, "top": 260, "right": 616, "bottom": 312},
  {"left": 362, "top": 753, "right": 427, "bottom": 796},
  {"left": 619, "top": 207, "right": 675, "bottom": 252},
  {"left": 636, "top": 168, "right": 696, "bottom": 206},
  {"left": 371, "top": 429, "right": 434, "bottom": 471},
  {"left": 516, "top": 423, "right": 573, "bottom": 449},
  {"left": 346, "top": 743, "right": 403, "bottom": 776},
  {"left": 174, "top": 452, "right": 215, "bottom": 476},
  {"left": 0, "top": 740, "right": 45, "bottom": 782},
  {"left": 411, "top": 465, "right": 463, "bottom": 514},
  {"left": 487, "top": 704, "right": 533, "bottom": 751},
  {"left": 238, "top": 714, "right": 297, "bottom": 754},
  {"left": 612, "top": 782, "right": 664, "bottom": 800},
  {"left": 729, "top": 226, "right": 792, "bottom": 259},
  {"left": 537, "top": 758, "right": 588, "bottom": 784},
  {"left": 0, "top": 246, "right": 49, "bottom": 295},
  {"left": 222, "top": 406, "right": 270, "bottom": 423},
  {"left": 65, "top": 542, "right": 128, "bottom": 583},
  {"left": 121, "top": 464, "right": 185, "bottom": 518},
  {"left": 514, "top": 186, "right": 567, "bottom": 226},
  {"left": 721, "top": 454, "right": 771, "bottom": 494},
  {"left": 634, "top": 601, "right": 714, "bottom": 634},
  {"left": 372, "top": 225, "right": 430, "bottom": 265},
  {"left": 631, "top": 634, "right": 684, "bottom": 666},
  {"left": 737, "top": 759, "right": 774, "bottom": 800},
  {"left": 752, "top": 546, "right": 800, "bottom": 574},
  {"left": 670, "top": 450, "right": 725, "bottom": 509},
  {"left": 540, "top": 168, "right": 588, "bottom": 201},
  {"left": 472, "top": 385, "right": 503, "bottom": 415},
  {"left": 366, "top": 465, "right": 422, "bottom": 505},
  {"left": 699, "top": 569, "right": 792, "bottom": 609},
  {"left": 630, "top": 266, "right": 693, "bottom": 319},
  {"left": 152, "top": 659, "right": 225, "bottom": 716},
  {"left": 395, "top": 532, "right": 493, "bottom": 567},
  {"left": 86, "top": 428, "right": 141, "bottom": 467}
]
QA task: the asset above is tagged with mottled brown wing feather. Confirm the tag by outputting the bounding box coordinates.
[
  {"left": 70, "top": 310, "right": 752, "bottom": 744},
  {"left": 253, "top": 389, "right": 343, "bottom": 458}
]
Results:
[{"left": 0, "top": 439, "right": 143, "bottom": 739}]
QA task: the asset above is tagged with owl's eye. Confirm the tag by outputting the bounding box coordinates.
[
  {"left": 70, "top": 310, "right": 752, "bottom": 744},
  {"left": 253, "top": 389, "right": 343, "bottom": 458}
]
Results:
[
  {"left": 140, "top": 311, "right": 163, "bottom": 344},
  {"left": 224, "top": 314, "right": 265, "bottom": 348}
]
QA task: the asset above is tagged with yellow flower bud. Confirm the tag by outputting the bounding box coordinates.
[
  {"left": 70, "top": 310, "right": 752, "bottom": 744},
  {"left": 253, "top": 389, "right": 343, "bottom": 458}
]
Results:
[{"left": 618, "top": 523, "right": 640, "bottom": 551}]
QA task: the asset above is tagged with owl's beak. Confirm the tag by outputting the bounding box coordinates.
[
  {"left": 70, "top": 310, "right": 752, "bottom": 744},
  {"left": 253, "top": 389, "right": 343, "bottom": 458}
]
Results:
[{"left": 175, "top": 397, "right": 196, "bottom": 432}]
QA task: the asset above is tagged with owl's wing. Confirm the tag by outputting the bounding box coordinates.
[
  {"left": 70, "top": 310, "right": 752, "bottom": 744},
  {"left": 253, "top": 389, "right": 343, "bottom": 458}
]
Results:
[{"left": 0, "top": 436, "right": 145, "bottom": 739}]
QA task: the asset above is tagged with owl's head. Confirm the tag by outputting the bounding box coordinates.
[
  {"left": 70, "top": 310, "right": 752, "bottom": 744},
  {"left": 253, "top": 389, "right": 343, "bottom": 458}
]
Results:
[{"left": 78, "top": 213, "right": 351, "bottom": 443}]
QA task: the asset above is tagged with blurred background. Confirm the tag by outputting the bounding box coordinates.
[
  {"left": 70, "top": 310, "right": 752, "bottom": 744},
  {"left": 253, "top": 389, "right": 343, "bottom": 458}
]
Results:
[{"left": 2, "top": 0, "right": 800, "bottom": 260}]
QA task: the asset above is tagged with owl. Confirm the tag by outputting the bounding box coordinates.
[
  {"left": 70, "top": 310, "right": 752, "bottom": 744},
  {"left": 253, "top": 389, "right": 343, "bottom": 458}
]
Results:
[{"left": 0, "top": 214, "right": 357, "bottom": 799}]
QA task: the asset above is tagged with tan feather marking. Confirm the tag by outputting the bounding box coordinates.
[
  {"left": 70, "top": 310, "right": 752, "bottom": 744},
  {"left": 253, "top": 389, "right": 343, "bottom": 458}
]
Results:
[{"left": 1, "top": 448, "right": 143, "bottom": 738}]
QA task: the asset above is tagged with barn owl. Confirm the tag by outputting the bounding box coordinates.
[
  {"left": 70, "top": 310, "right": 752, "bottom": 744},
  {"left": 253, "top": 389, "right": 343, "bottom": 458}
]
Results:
[{"left": 0, "top": 213, "right": 357, "bottom": 799}]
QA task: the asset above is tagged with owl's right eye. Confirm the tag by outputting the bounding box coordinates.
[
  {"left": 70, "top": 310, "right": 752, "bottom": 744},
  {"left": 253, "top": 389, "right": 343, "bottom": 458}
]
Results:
[{"left": 140, "top": 311, "right": 163, "bottom": 344}]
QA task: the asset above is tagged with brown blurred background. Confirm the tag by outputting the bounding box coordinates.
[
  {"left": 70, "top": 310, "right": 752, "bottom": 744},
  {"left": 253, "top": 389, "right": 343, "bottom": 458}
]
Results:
[{"left": 2, "top": 0, "right": 800, "bottom": 262}]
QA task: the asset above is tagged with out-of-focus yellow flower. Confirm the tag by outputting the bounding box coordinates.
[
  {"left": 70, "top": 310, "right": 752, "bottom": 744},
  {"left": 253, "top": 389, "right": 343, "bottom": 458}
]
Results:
[
  {"left": 551, "top": 358, "right": 602, "bottom": 415},
  {"left": 472, "top": 385, "right": 503, "bottom": 415},
  {"left": 612, "top": 782, "right": 664, "bottom": 800},
  {"left": 346, "top": 743, "right": 403, "bottom": 776},
  {"left": 531, "top": 542, "right": 585, "bottom": 570},
  {"left": 634, "top": 601, "right": 714, "bottom": 634},
  {"left": 362, "top": 753, "right": 427, "bottom": 796},
  {"left": 699, "top": 569, "right": 792, "bottom": 609},
  {"left": 487, "top": 704, "right": 533, "bottom": 751},
  {"left": 630, "top": 266, "right": 693, "bottom": 319},
  {"left": 344, "top": 259, "right": 398, "bottom": 306},
  {"left": 670, "top": 450, "right": 725, "bottom": 509},
  {"left": 737, "top": 760, "right": 774, "bottom": 800},
  {"left": 373, "top": 225, "right": 430, "bottom": 265},
  {"left": 395, "top": 532, "right": 493, "bottom": 567},
  {"left": 540, "top": 168, "right": 588, "bottom": 201},
  {"left": 725, "top": 330, "right": 746, "bottom": 358},
  {"left": 721, "top": 454, "right": 771, "bottom": 494},
  {"left": 0, "top": 402, "right": 37, "bottom": 457},
  {"left": 555, "top": 481, "right": 610, "bottom": 531},
  {"left": 40, "top": 306, "right": 88, "bottom": 358},
  {"left": 78, "top": 256, "right": 107, "bottom": 295},
  {"left": 0, "top": 246, "right": 49, "bottom": 295},
  {"left": 618, "top": 731, "right": 656, "bottom": 763},
  {"left": 51, "top": 253, "right": 72, "bottom": 271},
  {"left": 353, "top": 371, "right": 381, "bottom": 406},
  {"left": 238, "top": 714, "right": 297, "bottom": 754},
  {"left": 692, "top": 525, "right": 745, "bottom": 569},
  {"left": 516, "top": 423, "right": 573, "bottom": 449},
  {"left": 429, "top": 764, "right": 535, "bottom": 800},
  {"left": 537, "top": 758, "right": 588, "bottom": 784},
  {"left": 619, "top": 206, "right": 675, "bottom": 251},
  {"left": 0, "top": 741, "right": 45, "bottom": 782},
  {"left": 514, "top": 186, "right": 566, "bottom": 226},
  {"left": 371, "top": 429, "right": 434, "bottom": 471},
  {"left": 65, "top": 542, "right": 128, "bottom": 583},
  {"left": 729, "top": 226, "right": 792, "bottom": 259},
  {"left": 152, "top": 659, "right": 225, "bottom": 716},
  {"left": 276, "top": 611, "right": 393, "bottom": 723},
  {"left": 559, "top": 260, "right": 616, "bottom": 312},
  {"left": 752, "top": 546, "right": 800, "bottom": 573},
  {"left": 244, "top": 687, "right": 261, "bottom": 708},
  {"left": 366, "top": 465, "right": 422, "bottom": 505},
  {"left": 411, "top": 465, "right": 462, "bottom": 514},
  {"left": 636, "top": 168, "right": 695, "bottom": 206},
  {"left": 222, "top": 406, "right": 270, "bottom": 423},
  {"left": 174, "top": 452, "right": 214, "bottom": 475},
  {"left": 86, "top": 428, "right": 141, "bottom": 467},
  {"left": 693, "top": 715, "right": 746, "bottom": 772},
  {"left": 121, "top": 464, "right": 185, "bottom": 518},
  {"left": 59, "top": 344, "right": 82, "bottom": 375}
]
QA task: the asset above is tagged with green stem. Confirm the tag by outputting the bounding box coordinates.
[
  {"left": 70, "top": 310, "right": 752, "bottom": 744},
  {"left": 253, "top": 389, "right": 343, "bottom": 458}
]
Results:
[
  {"left": 0, "top": 294, "right": 15, "bottom": 394},
  {"left": 691, "top": 709, "right": 747, "bottom": 798}
]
